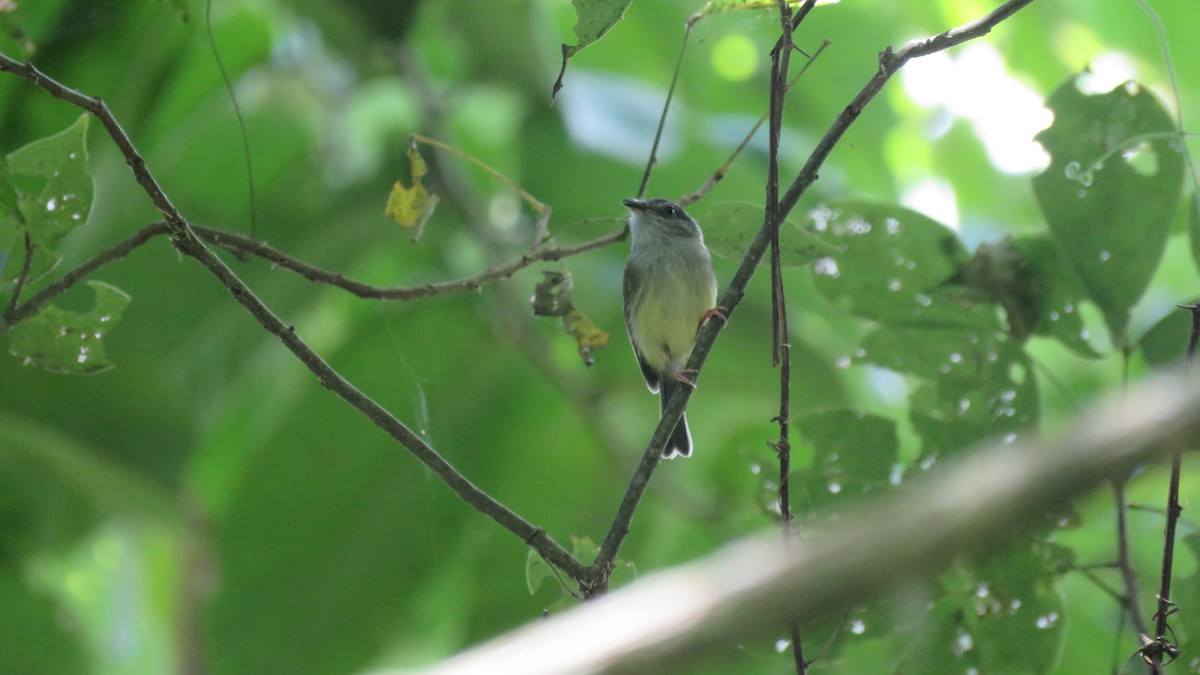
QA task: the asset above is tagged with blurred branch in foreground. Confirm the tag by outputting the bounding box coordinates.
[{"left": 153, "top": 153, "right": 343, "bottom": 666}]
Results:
[{"left": 421, "top": 371, "right": 1198, "bottom": 675}]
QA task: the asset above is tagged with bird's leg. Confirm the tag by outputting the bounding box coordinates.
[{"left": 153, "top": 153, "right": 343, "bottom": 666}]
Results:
[
  {"left": 667, "top": 349, "right": 698, "bottom": 388},
  {"left": 696, "top": 306, "right": 729, "bottom": 333}
]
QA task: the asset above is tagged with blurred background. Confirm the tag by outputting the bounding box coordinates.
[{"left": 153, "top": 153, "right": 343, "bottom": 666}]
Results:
[{"left": 1, "top": 0, "right": 1198, "bottom": 673}]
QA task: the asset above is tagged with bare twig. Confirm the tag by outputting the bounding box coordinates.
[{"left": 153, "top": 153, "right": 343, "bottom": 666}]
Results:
[
  {"left": 765, "top": 0, "right": 808, "bottom": 672},
  {"left": 1145, "top": 301, "right": 1200, "bottom": 670},
  {"left": 206, "top": 0, "right": 257, "bottom": 237},
  {"left": 636, "top": 26, "right": 692, "bottom": 199},
  {"left": 1112, "top": 478, "right": 1151, "bottom": 640},
  {"left": 0, "top": 51, "right": 587, "bottom": 582}
]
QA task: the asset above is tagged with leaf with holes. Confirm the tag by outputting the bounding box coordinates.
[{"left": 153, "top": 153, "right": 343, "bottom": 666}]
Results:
[
  {"left": 7, "top": 281, "right": 130, "bottom": 375},
  {"left": 866, "top": 329, "right": 1039, "bottom": 465},
  {"left": 1032, "top": 78, "right": 1183, "bottom": 347},
  {"left": 2, "top": 114, "right": 93, "bottom": 285}
]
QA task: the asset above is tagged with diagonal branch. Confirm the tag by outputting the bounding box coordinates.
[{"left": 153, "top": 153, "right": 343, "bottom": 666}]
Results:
[
  {"left": 590, "top": 0, "right": 1040, "bottom": 589},
  {"left": 0, "top": 51, "right": 588, "bottom": 582}
]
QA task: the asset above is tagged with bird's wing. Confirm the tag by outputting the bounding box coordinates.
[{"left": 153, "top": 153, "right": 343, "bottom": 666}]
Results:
[{"left": 623, "top": 262, "right": 660, "bottom": 393}]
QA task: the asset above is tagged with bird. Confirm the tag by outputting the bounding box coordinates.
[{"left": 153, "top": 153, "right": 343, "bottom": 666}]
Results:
[{"left": 622, "top": 196, "right": 721, "bottom": 458}]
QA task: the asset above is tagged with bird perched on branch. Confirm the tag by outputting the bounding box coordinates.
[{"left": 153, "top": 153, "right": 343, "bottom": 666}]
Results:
[{"left": 622, "top": 197, "right": 722, "bottom": 458}]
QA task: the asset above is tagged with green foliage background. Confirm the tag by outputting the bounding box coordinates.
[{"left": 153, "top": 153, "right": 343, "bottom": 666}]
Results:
[{"left": 1, "top": 0, "right": 1199, "bottom": 673}]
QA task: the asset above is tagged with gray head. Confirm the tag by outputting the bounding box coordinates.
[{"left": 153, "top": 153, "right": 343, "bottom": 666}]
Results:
[{"left": 622, "top": 197, "right": 703, "bottom": 246}]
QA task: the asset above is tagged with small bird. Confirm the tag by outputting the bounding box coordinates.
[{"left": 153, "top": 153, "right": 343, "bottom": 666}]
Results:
[{"left": 622, "top": 197, "right": 720, "bottom": 458}]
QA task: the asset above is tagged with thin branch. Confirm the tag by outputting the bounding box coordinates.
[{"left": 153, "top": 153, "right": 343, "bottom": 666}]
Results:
[
  {"left": 410, "top": 133, "right": 548, "bottom": 216},
  {"left": 2, "top": 222, "right": 170, "bottom": 329},
  {"left": 1112, "top": 478, "right": 1151, "bottom": 639},
  {"left": 1146, "top": 301, "right": 1199, "bottom": 668},
  {"left": 636, "top": 25, "right": 691, "bottom": 199},
  {"left": 3, "top": 231, "right": 35, "bottom": 321},
  {"left": 0, "top": 51, "right": 588, "bottom": 582},
  {"left": 191, "top": 223, "right": 625, "bottom": 301},
  {"left": 1072, "top": 565, "right": 1132, "bottom": 605},
  {"left": 589, "top": 0, "right": 1041, "bottom": 591},
  {"left": 765, "top": 0, "right": 807, "bottom": 671},
  {"left": 206, "top": 0, "right": 257, "bottom": 237},
  {"left": 679, "top": 39, "right": 830, "bottom": 208}
]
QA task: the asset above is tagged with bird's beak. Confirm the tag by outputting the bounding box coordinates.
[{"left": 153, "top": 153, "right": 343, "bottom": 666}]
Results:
[{"left": 622, "top": 197, "right": 647, "bottom": 211}]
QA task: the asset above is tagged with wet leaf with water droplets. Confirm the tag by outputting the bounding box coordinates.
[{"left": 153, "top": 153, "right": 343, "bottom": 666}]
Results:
[
  {"left": 702, "top": 201, "right": 838, "bottom": 266},
  {"left": 1032, "top": 77, "right": 1183, "bottom": 347},
  {"left": 7, "top": 281, "right": 130, "bottom": 375},
  {"left": 805, "top": 200, "right": 995, "bottom": 330},
  {"left": 1, "top": 114, "right": 93, "bottom": 286},
  {"left": 959, "top": 236, "right": 1099, "bottom": 357},
  {"left": 794, "top": 410, "right": 897, "bottom": 518}
]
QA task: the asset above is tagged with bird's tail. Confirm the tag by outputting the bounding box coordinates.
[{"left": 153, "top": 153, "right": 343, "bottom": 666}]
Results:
[{"left": 659, "top": 380, "right": 693, "bottom": 458}]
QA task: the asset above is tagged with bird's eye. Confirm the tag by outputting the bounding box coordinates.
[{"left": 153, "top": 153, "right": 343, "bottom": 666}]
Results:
[{"left": 663, "top": 206, "right": 678, "bottom": 218}]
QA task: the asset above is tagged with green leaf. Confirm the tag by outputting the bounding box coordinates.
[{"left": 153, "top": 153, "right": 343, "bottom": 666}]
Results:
[
  {"left": 870, "top": 330, "right": 1037, "bottom": 464},
  {"left": 703, "top": 201, "right": 839, "bottom": 267},
  {"left": 0, "top": 160, "right": 22, "bottom": 224},
  {"left": 968, "top": 546, "right": 1067, "bottom": 674},
  {"left": 2, "top": 114, "right": 93, "bottom": 284},
  {"left": 1187, "top": 194, "right": 1200, "bottom": 274},
  {"left": 1008, "top": 237, "right": 1098, "bottom": 357},
  {"left": 525, "top": 548, "right": 556, "bottom": 595},
  {"left": 1173, "top": 534, "right": 1200, "bottom": 664},
  {"left": 958, "top": 236, "right": 1098, "bottom": 356},
  {"left": 0, "top": 161, "right": 21, "bottom": 281},
  {"left": 1138, "top": 307, "right": 1193, "bottom": 371},
  {"left": 795, "top": 410, "right": 898, "bottom": 515},
  {"left": 806, "top": 200, "right": 996, "bottom": 329},
  {"left": 554, "top": 0, "right": 633, "bottom": 94},
  {"left": 6, "top": 280, "right": 130, "bottom": 375},
  {"left": 1032, "top": 78, "right": 1184, "bottom": 347},
  {"left": 562, "top": 0, "right": 632, "bottom": 60}
]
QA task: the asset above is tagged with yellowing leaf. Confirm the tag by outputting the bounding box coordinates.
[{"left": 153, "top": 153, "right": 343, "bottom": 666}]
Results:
[
  {"left": 531, "top": 271, "right": 609, "bottom": 366},
  {"left": 562, "top": 308, "right": 610, "bottom": 366},
  {"left": 385, "top": 143, "right": 440, "bottom": 240}
]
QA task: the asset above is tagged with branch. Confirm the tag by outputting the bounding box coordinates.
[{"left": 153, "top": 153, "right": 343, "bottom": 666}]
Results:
[
  {"left": 764, "top": 0, "right": 809, "bottom": 671},
  {"left": 590, "top": 0, "right": 1040, "bottom": 589},
  {"left": 1112, "top": 478, "right": 1151, "bottom": 639},
  {"left": 419, "top": 373, "right": 1200, "bottom": 675},
  {"left": 2, "top": 222, "right": 170, "bottom": 329},
  {"left": 191, "top": 224, "right": 625, "bottom": 301},
  {"left": 2, "top": 231, "right": 35, "bottom": 320},
  {"left": 1146, "top": 302, "right": 1200, "bottom": 667},
  {"left": 0, "top": 52, "right": 588, "bottom": 582}
]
